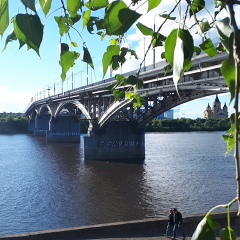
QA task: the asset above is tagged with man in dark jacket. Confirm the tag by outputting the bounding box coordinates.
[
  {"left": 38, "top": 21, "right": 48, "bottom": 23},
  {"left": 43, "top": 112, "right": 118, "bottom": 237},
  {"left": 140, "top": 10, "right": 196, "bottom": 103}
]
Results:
[{"left": 172, "top": 208, "right": 186, "bottom": 239}]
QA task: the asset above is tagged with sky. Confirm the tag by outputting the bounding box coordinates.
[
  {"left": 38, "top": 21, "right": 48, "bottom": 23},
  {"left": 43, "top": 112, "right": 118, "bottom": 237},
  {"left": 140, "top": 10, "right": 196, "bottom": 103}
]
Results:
[{"left": 0, "top": 0, "right": 236, "bottom": 119}]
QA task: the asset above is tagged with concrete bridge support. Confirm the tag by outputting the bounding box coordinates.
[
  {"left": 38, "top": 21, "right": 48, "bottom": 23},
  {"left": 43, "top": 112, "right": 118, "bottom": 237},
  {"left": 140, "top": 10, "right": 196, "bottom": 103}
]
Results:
[
  {"left": 27, "top": 117, "right": 35, "bottom": 132},
  {"left": 84, "top": 121, "right": 145, "bottom": 161},
  {"left": 34, "top": 114, "right": 51, "bottom": 136},
  {"left": 47, "top": 116, "right": 80, "bottom": 143}
]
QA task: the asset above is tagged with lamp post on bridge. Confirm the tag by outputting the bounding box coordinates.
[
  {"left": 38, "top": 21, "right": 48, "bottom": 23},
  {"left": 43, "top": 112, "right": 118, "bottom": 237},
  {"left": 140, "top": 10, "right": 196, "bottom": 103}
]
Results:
[
  {"left": 153, "top": 14, "right": 160, "bottom": 69},
  {"left": 72, "top": 66, "right": 78, "bottom": 90},
  {"left": 47, "top": 87, "right": 50, "bottom": 97},
  {"left": 86, "top": 63, "right": 89, "bottom": 85}
]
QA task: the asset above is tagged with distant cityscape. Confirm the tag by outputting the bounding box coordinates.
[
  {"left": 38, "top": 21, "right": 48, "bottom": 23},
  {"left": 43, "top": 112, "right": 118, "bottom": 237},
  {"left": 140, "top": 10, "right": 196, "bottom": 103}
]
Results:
[{"left": 156, "top": 110, "right": 174, "bottom": 120}]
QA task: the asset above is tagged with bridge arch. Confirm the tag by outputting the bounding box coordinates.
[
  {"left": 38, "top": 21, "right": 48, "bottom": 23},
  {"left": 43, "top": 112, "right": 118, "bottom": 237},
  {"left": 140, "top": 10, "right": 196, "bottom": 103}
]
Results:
[
  {"left": 53, "top": 100, "right": 93, "bottom": 128},
  {"left": 38, "top": 104, "right": 53, "bottom": 116},
  {"left": 98, "top": 87, "right": 228, "bottom": 129},
  {"left": 137, "top": 89, "right": 227, "bottom": 127},
  {"left": 53, "top": 100, "right": 90, "bottom": 119}
]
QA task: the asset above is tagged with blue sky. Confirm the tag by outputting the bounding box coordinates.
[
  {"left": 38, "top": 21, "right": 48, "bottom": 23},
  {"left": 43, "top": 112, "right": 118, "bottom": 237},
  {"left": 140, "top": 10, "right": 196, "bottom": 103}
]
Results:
[{"left": 0, "top": 0, "right": 235, "bottom": 118}]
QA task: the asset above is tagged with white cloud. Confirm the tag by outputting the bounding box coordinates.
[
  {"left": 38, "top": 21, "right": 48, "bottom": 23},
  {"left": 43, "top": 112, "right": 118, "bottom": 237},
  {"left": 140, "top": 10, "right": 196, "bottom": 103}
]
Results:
[{"left": 0, "top": 91, "right": 32, "bottom": 113}]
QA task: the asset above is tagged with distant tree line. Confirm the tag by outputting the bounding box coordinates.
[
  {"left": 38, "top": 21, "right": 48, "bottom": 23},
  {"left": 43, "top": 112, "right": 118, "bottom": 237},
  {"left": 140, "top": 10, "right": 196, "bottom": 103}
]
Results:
[
  {"left": 80, "top": 118, "right": 231, "bottom": 133},
  {"left": 145, "top": 118, "right": 231, "bottom": 132},
  {"left": 0, "top": 112, "right": 28, "bottom": 133},
  {"left": 0, "top": 112, "right": 231, "bottom": 134}
]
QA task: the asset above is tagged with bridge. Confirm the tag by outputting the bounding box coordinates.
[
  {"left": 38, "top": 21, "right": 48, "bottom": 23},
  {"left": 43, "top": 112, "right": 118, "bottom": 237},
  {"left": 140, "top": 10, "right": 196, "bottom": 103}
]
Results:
[{"left": 24, "top": 52, "right": 228, "bottom": 161}]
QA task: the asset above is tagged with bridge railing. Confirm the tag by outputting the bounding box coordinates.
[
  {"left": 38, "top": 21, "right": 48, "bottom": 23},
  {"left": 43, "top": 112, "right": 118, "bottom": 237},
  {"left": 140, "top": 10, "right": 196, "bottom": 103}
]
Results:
[{"left": 24, "top": 52, "right": 228, "bottom": 114}]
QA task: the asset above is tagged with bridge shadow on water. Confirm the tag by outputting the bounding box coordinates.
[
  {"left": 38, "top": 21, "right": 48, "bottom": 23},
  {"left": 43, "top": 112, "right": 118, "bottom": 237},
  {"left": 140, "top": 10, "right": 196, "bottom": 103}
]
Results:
[{"left": 31, "top": 134, "right": 145, "bottom": 165}]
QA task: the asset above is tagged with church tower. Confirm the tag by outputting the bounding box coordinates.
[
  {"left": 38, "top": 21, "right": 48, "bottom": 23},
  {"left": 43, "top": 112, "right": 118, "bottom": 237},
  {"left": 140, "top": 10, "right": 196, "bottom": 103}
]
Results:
[
  {"left": 203, "top": 95, "right": 228, "bottom": 119},
  {"left": 203, "top": 103, "right": 212, "bottom": 119}
]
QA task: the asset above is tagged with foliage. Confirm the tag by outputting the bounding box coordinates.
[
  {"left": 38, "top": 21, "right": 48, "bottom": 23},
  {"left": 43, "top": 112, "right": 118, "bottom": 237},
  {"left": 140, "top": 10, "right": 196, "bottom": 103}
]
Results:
[
  {"left": 145, "top": 118, "right": 231, "bottom": 132},
  {"left": 0, "top": 0, "right": 240, "bottom": 239},
  {"left": 0, "top": 113, "right": 28, "bottom": 133}
]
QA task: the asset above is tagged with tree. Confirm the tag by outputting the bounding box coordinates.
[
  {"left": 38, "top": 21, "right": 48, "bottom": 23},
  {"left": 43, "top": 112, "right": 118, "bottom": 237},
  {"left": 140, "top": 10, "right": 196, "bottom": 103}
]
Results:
[{"left": 0, "top": 0, "right": 239, "bottom": 239}]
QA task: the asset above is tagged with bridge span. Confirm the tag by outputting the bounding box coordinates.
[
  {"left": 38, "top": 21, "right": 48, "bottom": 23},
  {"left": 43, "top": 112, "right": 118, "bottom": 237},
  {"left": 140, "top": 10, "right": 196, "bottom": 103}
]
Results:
[{"left": 24, "top": 53, "right": 228, "bottom": 161}]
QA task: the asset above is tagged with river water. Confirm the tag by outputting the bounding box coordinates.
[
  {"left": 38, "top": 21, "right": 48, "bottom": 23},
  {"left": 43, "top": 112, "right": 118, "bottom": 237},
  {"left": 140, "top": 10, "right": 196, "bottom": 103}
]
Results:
[{"left": 0, "top": 132, "right": 237, "bottom": 236}]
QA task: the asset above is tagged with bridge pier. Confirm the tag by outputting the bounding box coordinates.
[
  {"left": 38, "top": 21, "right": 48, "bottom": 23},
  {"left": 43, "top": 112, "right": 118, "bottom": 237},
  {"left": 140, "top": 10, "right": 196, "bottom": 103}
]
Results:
[
  {"left": 34, "top": 114, "right": 51, "bottom": 136},
  {"left": 84, "top": 121, "right": 145, "bottom": 161},
  {"left": 28, "top": 117, "right": 35, "bottom": 132},
  {"left": 47, "top": 116, "right": 80, "bottom": 143}
]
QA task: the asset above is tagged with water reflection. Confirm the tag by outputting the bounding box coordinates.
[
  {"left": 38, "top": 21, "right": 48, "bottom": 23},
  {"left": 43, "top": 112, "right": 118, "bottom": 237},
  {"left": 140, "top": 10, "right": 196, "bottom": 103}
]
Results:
[{"left": 0, "top": 132, "right": 237, "bottom": 235}]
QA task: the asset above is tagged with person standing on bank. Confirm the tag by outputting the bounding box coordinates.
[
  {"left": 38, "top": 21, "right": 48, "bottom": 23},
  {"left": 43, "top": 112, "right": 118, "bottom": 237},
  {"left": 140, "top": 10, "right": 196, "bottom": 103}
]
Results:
[
  {"left": 172, "top": 208, "right": 186, "bottom": 240},
  {"left": 166, "top": 209, "right": 174, "bottom": 237}
]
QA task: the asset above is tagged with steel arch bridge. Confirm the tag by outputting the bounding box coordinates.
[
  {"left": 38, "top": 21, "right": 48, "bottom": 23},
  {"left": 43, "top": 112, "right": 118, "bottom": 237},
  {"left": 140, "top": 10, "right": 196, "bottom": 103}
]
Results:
[
  {"left": 25, "top": 52, "right": 227, "bottom": 128},
  {"left": 24, "top": 52, "right": 228, "bottom": 161}
]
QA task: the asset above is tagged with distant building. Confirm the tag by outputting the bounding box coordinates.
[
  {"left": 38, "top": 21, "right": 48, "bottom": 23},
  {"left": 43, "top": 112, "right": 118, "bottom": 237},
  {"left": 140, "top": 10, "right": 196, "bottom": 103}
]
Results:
[
  {"left": 203, "top": 95, "right": 228, "bottom": 119},
  {"left": 156, "top": 109, "right": 174, "bottom": 120}
]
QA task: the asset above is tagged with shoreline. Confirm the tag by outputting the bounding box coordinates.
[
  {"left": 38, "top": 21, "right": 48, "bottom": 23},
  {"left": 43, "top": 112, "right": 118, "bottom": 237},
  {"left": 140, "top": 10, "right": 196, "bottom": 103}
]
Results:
[{"left": 0, "top": 211, "right": 239, "bottom": 240}]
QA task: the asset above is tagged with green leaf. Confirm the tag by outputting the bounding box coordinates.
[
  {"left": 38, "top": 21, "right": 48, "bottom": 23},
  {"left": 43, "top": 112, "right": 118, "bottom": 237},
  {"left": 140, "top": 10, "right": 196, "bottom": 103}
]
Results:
[
  {"left": 223, "top": 124, "right": 235, "bottom": 154},
  {"left": 133, "top": 95, "right": 145, "bottom": 110},
  {"left": 83, "top": 46, "right": 94, "bottom": 69},
  {"left": 71, "top": 42, "right": 78, "bottom": 47},
  {"left": 115, "top": 74, "right": 125, "bottom": 86},
  {"left": 199, "top": 19, "right": 210, "bottom": 34},
  {"left": 104, "top": 1, "right": 141, "bottom": 36},
  {"left": 39, "top": 0, "right": 52, "bottom": 16},
  {"left": 67, "top": 0, "right": 82, "bottom": 18},
  {"left": 60, "top": 43, "right": 69, "bottom": 55},
  {"left": 83, "top": 10, "right": 91, "bottom": 29},
  {"left": 164, "top": 64, "right": 172, "bottom": 75},
  {"left": 216, "top": 42, "right": 226, "bottom": 53},
  {"left": 54, "top": 16, "right": 70, "bottom": 36},
  {"left": 165, "top": 29, "right": 177, "bottom": 66},
  {"left": 189, "top": 0, "right": 205, "bottom": 16},
  {"left": 221, "top": 56, "right": 235, "bottom": 101},
  {"left": 160, "top": 14, "right": 176, "bottom": 20},
  {"left": 85, "top": 0, "right": 108, "bottom": 10},
  {"left": 1, "top": 29, "right": 17, "bottom": 52},
  {"left": 95, "top": 18, "right": 104, "bottom": 31},
  {"left": 199, "top": 38, "right": 217, "bottom": 57},
  {"left": 191, "top": 217, "right": 216, "bottom": 240},
  {"left": 110, "top": 38, "right": 118, "bottom": 45},
  {"left": 216, "top": 17, "right": 233, "bottom": 53},
  {"left": 112, "top": 55, "right": 120, "bottom": 70},
  {"left": 136, "top": 22, "right": 153, "bottom": 36},
  {"left": 129, "top": 49, "right": 138, "bottom": 59},
  {"left": 102, "top": 45, "right": 120, "bottom": 77},
  {"left": 71, "top": 15, "right": 81, "bottom": 25},
  {"left": 206, "top": 215, "right": 220, "bottom": 229},
  {"left": 125, "top": 75, "right": 139, "bottom": 85},
  {"left": 0, "top": 0, "right": 9, "bottom": 36},
  {"left": 12, "top": 14, "right": 43, "bottom": 56},
  {"left": 194, "top": 46, "right": 201, "bottom": 55},
  {"left": 147, "top": 0, "right": 162, "bottom": 12},
  {"left": 152, "top": 33, "right": 166, "bottom": 48},
  {"left": 59, "top": 51, "right": 80, "bottom": 80},
  {"left": 220, "top": 227, "right": 236, "bottom": 240},
  {"left": 165, "top": 28, "right": 194, "bottom": 70},
  {"left": 113, "top": 89, "right": 125, "bottom": 100},
  {"left": 126, "top": 93, "right": 145, "bottom": 110},
  {"left": 21, "top": 0, "right": 37, "bottom": 13}
]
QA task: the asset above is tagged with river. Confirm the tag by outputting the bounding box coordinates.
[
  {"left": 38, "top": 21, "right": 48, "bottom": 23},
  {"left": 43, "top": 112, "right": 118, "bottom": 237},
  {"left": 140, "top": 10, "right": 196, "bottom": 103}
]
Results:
[{"left": 0, "top": 132, "right": 237, "bottom": 236}]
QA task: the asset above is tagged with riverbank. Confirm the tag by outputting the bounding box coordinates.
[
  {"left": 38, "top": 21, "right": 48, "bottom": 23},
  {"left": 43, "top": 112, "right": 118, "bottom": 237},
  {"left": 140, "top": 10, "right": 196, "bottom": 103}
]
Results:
[
  {"left": 0, "top": 117, "right": 231, "bottom": 134},
  {"left": 0, "top": 211, "right": 239, "bottom": 240}
]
